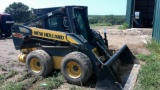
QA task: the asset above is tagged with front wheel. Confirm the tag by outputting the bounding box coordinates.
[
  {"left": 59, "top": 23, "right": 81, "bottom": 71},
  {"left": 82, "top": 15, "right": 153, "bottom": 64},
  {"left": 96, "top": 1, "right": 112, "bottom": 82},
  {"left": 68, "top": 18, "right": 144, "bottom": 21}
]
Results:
[
  {"left": 61, "top": 52, "right": 93, "bottom": 85},
  {"left": 26, "top": 50, "right": 53, "bottom": 76}
]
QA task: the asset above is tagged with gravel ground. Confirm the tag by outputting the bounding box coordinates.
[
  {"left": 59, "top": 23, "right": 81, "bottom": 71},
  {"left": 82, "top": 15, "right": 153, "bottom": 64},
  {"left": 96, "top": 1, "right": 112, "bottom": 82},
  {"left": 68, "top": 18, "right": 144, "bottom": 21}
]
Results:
[
  {"left": 97, "top": 28, "right": 152, "bottom": 55},
  {"left": 0, "top": 38, "right": 26, "bottom": 73}
]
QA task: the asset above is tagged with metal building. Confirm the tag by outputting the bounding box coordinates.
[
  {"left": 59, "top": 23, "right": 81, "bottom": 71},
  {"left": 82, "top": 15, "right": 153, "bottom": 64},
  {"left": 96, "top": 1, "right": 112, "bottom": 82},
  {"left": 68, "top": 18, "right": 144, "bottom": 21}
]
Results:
[
  {"left": 152, "top": 0, "right": 160, "bottom": 41},
  {"left": 126, "top": 0, "right": 160, "bottom": 41}
]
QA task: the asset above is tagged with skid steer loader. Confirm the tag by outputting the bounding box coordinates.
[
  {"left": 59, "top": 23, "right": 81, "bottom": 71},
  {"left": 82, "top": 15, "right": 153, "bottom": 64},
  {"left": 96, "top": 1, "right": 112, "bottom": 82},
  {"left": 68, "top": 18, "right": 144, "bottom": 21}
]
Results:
[{"left": 12, "top": 6, "right": 140, "bottom": 90}]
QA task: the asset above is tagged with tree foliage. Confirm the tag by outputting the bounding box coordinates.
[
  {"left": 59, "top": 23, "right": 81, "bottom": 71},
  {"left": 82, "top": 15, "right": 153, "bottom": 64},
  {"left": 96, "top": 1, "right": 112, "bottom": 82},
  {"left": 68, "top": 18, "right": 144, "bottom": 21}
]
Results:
[
  {"left": 5, "top": 2, "right": 32, "bottom": 23},
  {"left": 88, "top": 15, "right": 126, "bottom": 25}
]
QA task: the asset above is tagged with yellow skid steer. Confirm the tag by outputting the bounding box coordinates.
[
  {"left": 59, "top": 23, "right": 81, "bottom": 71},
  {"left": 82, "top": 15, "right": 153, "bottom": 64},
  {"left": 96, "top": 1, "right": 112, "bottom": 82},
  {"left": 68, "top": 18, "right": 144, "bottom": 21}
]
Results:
[{"left": 11, "top": 6, "right": 140, "bottom": 90}]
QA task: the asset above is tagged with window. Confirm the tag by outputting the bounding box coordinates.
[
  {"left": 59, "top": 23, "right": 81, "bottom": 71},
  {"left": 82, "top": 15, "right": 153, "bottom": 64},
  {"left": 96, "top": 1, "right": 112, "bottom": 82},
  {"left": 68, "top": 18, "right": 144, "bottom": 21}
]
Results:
[
  {"left": 74, "top": 10, "right": 88, "bottom": 39},
  {"left": 46, "top": 16, "right": 64, "bottom": 31},
  {"left": 135, "top": 11, "right": 140, "bottom": 19}
]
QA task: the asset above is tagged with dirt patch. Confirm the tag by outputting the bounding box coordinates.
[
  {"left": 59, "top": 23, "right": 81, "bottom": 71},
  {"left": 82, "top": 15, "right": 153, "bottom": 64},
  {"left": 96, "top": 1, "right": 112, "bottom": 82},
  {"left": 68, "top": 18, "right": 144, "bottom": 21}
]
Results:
[
  {"left": 0, "top": 39, "right": 26, "bottom": 72},
  {"left": 96, "top": 28, "right": 152, "bottom": 55}
]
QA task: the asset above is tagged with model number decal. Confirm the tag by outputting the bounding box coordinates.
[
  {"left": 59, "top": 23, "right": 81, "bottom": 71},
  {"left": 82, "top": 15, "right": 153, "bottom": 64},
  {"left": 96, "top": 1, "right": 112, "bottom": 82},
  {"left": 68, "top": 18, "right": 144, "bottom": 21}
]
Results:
[{"left": 12, "top": 33, "right": 23, "bottom": 38}]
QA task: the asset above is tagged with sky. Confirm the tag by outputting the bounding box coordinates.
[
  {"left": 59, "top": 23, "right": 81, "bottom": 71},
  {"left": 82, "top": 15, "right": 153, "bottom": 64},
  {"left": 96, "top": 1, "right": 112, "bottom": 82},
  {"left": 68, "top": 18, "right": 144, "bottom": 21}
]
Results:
[{"left": 0, "top": 0, "right": 127, "bottom": 15}]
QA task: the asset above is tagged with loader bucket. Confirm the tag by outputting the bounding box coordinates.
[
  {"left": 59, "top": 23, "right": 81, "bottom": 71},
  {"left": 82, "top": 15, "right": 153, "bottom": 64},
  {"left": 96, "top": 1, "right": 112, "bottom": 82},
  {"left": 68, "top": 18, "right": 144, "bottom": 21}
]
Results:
[{"left": 96, "top": 45, "right": 140, "bottom": 90}]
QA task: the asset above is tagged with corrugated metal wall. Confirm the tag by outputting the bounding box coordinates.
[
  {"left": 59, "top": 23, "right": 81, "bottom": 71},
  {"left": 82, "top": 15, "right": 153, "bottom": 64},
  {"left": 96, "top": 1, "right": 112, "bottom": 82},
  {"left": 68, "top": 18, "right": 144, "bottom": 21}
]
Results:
[
  {"left": 126, "top": 0, "right": 160, "bottom": 41},
  {"left": 153, "top": 0, "right": 160, "bottom": 41},
  {"left": 126, "top": 0, "right": 134, "bottom": 28}
]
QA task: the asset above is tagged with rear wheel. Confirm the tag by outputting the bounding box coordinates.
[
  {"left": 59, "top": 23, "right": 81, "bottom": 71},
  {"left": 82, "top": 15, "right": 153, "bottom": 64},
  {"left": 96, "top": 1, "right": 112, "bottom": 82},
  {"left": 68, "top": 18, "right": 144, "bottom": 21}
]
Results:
[
  {"left": 61, "top": 51, "right": 93, "bottom": 85},
  {"left": 26, "top": 50, "right": 53, "bottom": 76}
]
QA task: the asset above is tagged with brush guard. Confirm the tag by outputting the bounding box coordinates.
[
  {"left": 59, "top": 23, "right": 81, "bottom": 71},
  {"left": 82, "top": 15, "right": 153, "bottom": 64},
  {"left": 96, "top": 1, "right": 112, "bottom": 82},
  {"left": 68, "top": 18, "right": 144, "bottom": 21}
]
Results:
[{"left": 96, "top": 44, "right": 140, "bottom": 90}]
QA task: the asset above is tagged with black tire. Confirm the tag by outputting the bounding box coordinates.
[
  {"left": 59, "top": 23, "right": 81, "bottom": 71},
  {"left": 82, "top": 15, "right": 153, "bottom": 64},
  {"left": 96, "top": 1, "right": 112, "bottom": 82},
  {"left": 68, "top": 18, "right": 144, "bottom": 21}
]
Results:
[
  {"left": 61, "top": 51, "right": 93, "bottom": 85},
  {"left": 26, "top": 50, "right": 53, "bottom": 76}
]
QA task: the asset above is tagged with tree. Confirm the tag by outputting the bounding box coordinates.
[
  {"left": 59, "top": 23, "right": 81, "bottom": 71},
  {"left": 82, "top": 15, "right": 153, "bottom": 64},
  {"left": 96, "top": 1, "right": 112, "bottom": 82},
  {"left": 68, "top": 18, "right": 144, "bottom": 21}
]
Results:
[
  {"left": 5, "top": 2, "right": 32, "bottom": 23},
  {"left": 88, "top": 15, "right": 126, "bottom": 25}
]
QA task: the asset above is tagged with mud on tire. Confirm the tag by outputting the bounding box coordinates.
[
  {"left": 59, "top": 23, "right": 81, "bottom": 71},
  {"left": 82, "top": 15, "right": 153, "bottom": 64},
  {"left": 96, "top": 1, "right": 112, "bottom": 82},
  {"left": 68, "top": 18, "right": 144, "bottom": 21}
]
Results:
[
  {"left": 61, "top": 51, "right": 93, "bottom": 85},
  {"left": 26, "top": 50, "right": 53, "bottom": 77}
]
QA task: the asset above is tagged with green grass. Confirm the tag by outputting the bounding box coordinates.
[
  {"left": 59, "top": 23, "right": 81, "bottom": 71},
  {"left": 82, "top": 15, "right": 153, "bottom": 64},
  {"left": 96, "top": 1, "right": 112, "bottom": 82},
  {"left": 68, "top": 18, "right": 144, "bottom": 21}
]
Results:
[
  {"left": 118, "top": 23, "right": 129, "bottom": 30},
  {"left": 135, "top": 40, "right": 160, "bottom": 90},
  {"left": 0, "top": 70, "right": 17, "bottom": 85},
  {"left": 4, "top": 70, "right": 17, "bottom": 79},
  {"left": 90, "top": 23, "right": 113, "bottom": 27},
  {"left": 0, "top": 71, "right": 64, "bottom": 90},
  {"left": 69, "top": 85, "right": 82, "bottom": 90},
  {"left": 2, "top": 82, "right": 23, "bottom": 90},
  {"left": 0, "top": 74, "right": 5, "bottom": 84},
  {"left": 41, "top": 73, "right": 64, "bottom": 90}
]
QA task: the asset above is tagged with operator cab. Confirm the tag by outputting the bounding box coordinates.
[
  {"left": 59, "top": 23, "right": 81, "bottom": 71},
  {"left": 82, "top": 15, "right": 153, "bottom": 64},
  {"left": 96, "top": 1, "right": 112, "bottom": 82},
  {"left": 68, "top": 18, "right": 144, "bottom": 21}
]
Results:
[
  {"left": 64, "top": 6, "right": 92, "bottom": 41},
  {"left": 45, "top": 15, "right": 69, "bottom": 32},
  {"left": 73, "top": 7, "right": 91, "bottom": 40},
  {"left": 27, "top": 6, "right": 91, "bottom": 41}
]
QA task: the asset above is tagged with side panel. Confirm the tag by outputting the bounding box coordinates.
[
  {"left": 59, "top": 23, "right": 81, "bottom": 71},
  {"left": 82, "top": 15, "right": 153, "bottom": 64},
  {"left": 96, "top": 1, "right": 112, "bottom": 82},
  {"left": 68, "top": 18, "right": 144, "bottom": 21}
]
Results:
[
  {"left": 52, "top": 56, "right": 64, "bottom": 69},
  {"left": 12, "top": 25, "right": 32, "bottom": 49},
  {"left": 12, "top": 25, "right": 81, "bottom": 49},
  {"left": 31, "top": 27, "right": 78, "bottom": 44},
  {"left": 43, "top": 47, "right": 78, "bottom": 69},
  {"left": 153, "top": 0, "right": 160, "bottom": 41}
]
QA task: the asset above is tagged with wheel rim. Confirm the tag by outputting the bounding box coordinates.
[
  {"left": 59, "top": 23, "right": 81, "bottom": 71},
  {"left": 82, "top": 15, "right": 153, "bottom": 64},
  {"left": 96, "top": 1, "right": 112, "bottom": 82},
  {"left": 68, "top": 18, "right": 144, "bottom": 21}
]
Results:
[
  {"left": 30, "top": 58, "right": 42, "bottom": 73},
  {"left": 66, "top": 61, "right": 81, "bottom": 78}
]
